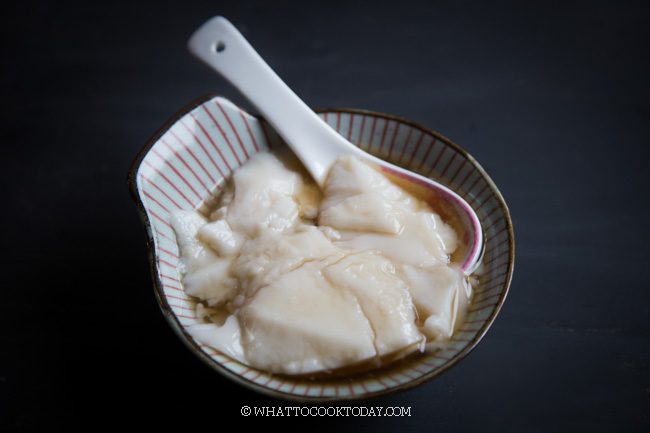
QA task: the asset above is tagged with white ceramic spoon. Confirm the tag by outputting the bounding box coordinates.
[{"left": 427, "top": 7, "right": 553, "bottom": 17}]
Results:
[{"left": 188, "top": 16, "right": 483, "bottom": 274}]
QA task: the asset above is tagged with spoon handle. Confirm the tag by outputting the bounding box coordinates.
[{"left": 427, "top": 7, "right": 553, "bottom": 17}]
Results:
[{"left": 188, "top": 16, "right": 361, "bottom": 187}]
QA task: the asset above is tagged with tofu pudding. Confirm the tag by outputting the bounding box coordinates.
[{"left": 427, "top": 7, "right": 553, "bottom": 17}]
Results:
[{"left": 170, "top": 148, "right": 473, "bottom": 376}]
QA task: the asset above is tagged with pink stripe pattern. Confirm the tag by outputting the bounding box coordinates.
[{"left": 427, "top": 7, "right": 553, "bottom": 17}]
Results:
[{"left": 130, "top": 97, "right": 513, "bottom": 402}]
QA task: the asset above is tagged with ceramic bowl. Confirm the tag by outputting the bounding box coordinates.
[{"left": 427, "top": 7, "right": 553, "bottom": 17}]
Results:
[{"left": 127, "top": 94, "right": 514, "bottom": 402}]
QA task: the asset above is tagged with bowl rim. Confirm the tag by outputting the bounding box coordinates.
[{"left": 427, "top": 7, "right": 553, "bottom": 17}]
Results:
[{"left": 127, "top": 93, "right": 515, "bottom": 402}]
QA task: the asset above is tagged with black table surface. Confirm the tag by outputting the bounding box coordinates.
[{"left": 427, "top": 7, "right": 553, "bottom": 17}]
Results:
[{"left": 2, "top": 0, "right": 649, "bottom": 431}]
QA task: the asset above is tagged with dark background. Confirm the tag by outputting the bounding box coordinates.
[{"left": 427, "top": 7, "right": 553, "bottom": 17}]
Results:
[{"left": 2, "top": 0, "right": 649, "bottom": 431}]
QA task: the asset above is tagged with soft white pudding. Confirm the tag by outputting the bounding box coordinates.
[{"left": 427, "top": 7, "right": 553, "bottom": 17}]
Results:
[{"left": 170, "top": 148, "right": 472, "bottom": 375}]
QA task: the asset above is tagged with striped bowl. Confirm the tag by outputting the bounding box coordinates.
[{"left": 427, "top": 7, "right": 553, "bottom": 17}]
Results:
[{"left": 127, "top": 95, "right": 514, "bottom": 402}]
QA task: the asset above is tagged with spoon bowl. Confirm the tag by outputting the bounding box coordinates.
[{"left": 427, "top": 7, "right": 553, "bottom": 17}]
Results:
[{"left": 187, "top": 15, "right": 483, "bottom": 274}]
